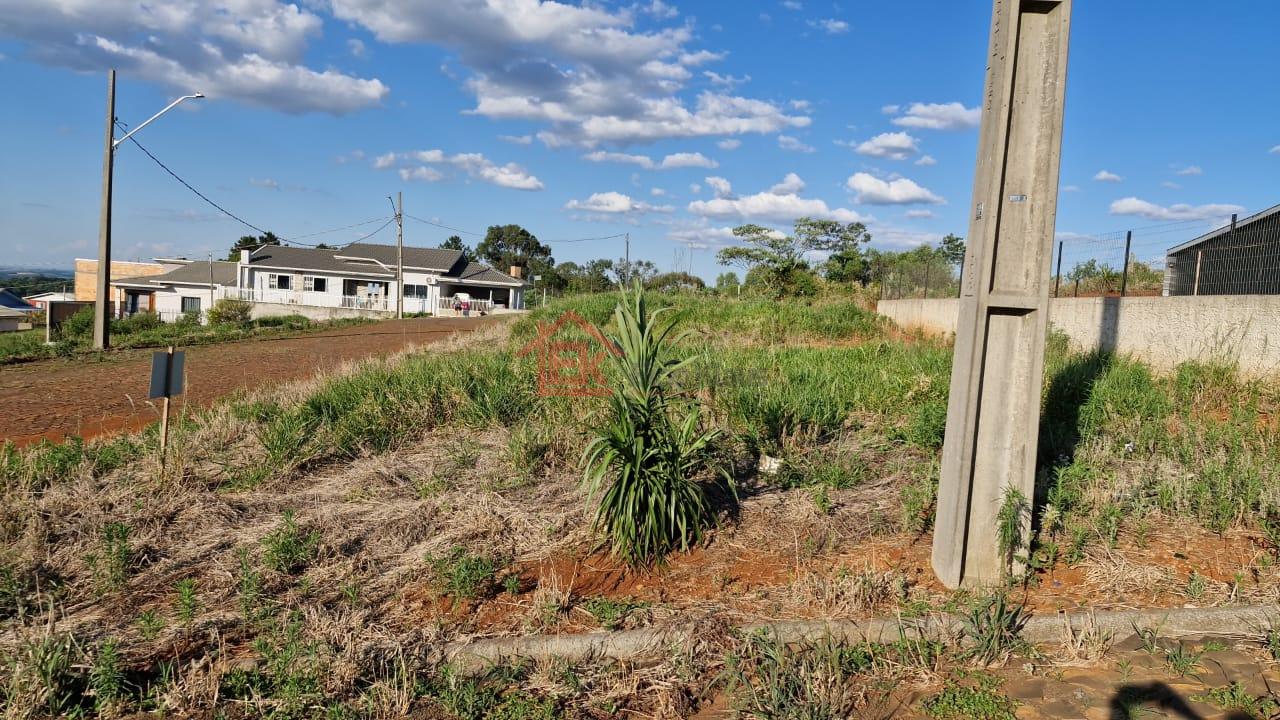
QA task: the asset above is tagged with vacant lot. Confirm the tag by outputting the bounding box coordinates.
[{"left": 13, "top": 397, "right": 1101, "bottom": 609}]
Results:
[
  {"left": 3, "top": 293, "right": 1279, "bottom": 718},
  {"left": 0, "top": 316, "right": 499, "bottom": 447}
]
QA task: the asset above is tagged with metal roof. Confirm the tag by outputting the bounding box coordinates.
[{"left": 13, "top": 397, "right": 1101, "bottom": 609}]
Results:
[
  {"left": 148, "top": 260, "right": 239, "bottom": 286},
  {"left": 0, "top": 289, "right": 38, "bottom": 311},
  {"left": 456, "top": 263, "right": 527, "bottom": 286},
  {"left": 247, "top": 245, "right": 394, "bottom": 276},
  {"left": 337, "top": 243, "right": 465, "bottom": 272},
  {"left": 1167, "top": 202, "right": 1280, "bottom": 255}
]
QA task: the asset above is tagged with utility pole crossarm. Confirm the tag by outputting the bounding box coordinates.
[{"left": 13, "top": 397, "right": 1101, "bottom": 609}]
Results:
[{"left": 113, "top": 93, "right": 205, "bottom": 149}]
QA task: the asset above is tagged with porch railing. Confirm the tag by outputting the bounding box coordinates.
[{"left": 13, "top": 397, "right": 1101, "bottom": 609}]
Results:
[{"left": 438, "top": 296, "right": 494, "bottom": 313}]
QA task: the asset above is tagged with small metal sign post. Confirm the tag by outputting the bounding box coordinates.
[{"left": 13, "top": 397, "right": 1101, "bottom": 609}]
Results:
[{"left": 149, "top": 345, "right": 185, "bottom": 462}]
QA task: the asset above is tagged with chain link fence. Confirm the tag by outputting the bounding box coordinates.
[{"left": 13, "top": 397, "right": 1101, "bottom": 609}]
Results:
[{"left": 880, "top": 208, "right": 1280, "bottom": 301}]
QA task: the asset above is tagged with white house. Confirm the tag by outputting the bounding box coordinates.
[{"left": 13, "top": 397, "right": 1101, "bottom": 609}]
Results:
[{"left": 112, "top": 243, "right": 527, "bottom": 322}]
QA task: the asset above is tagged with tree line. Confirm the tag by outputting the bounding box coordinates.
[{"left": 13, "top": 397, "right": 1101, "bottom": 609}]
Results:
[{"left": 226, "top": 219, "right": 966, "bottom": 300}]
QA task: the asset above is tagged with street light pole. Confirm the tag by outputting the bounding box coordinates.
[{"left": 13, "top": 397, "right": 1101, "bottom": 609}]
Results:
[
  {"left": 93, "top": 71, "right": 204, "bottom": 349},
  {"left": 93, "top": 70, "right": 117, "bottom": 350}
]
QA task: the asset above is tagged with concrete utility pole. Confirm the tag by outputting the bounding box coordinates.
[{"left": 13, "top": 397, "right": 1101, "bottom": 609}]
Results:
[
  {"left": 93, "top": 70, "right": 117, "bottom": 349},
  {"left": 208, "top": 253, "right": 214, "bottom": 320},
  {"left": 932, "top": 0, "right": 1073, "bottom": 589},
  {"left": 396, "top": 191, "right": 404, "bottom": 318},
  {"left": 93, "top": 71, "right": 203, "bottom": 349}
]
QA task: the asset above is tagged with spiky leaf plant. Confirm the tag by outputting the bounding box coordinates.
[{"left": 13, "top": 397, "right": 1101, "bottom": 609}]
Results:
[{"left": 582, "top": 284, "right": 725, "bottom": 566}]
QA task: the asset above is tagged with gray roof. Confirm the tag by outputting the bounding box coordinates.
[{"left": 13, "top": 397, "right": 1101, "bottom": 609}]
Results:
[
  {"left": 247, "top": 245, "right": 394, "bottom": 276},
  {"left": 1167, "top": 203, "right": 1280, "bottom": 255},
  {"left": 457, "top": 263, "right": 527, "bottom": 286},
  {"left": 337, "top": 243, "right": 465, "bottom": 272},
  {"left": 0, "top": 307, "right": 28, "bottom": 319},
  {"left": 148, "top": 261, "right": 239, "bottom": 286}
]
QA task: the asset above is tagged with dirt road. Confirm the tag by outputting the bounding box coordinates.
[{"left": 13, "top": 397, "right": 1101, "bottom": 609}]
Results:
[{"left": 0, "top": 316, "right": 501, "bottom": 448}]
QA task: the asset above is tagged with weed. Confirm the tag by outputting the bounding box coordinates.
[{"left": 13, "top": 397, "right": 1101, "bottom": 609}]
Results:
[
  {"left": 430, "top": 547, "right": 501, "bottom": 601},
  {"left": 1185, "top": 572, "right": 1208, "bottom": 600},
  {"left": 236, "top": 547, "right": 268, "bottom": 621},
  {"left": 1164, "top": 642, "right": 1204, "bottom": 677},
  {"left": 89, "top": 638, "right": 125, "bottom": 712},
  {"left": 503, "top": 574, "right": 522, "bottom": 595},
  {"left": 1065, "top": 523, "right": 1090, "bottom": 564},
  {"left": 175, "top": 578, "right": 199, "bottom": 626},
  {"left": 221, "top": 613, "right": 325, "bottom": 718},
  {"left": 137, "top": 609, "right": 164, "bottom": 640},
  {"left": 811, "top": 484, "right": 833, "bottom": 514},
  {"left": 340, "top": 581, "right": 361, "bottom": 608},
  {"left": 0, "top": 562, "right": 32, "bottom": 620},
  {"left": 581, "top": 285, "right": 727, "bottom": 567},
  {"left": 262, "top": 510, "right": 321, "bottom": 574},
  {"left": 1, "top": 632, "right": 86, "bottom": 716},
  {"left": 961, "top": 593, "right": 1028, "bottom": 665},
  {"left": 1134, "top": 623, "right": 1162, "bottom": 654},
  {"left": 719, "top": 630, "right": 874, "bottom": 719},
  {"left": 1263, "top": 626, "right": 1280, "bottom": 662},
  {"left": 1192, "top": 681, "right": 1278, "bottom": 717},
  {"left": 995, "top": 487, "right": 1029, "bottom": 575},
  {"left": 581, "top": 596, "right": 648, "bottom": 630},
  {"left": 923, "top": 674, "right": 1017, "bottom": 720},
  {"left": 87, "top": 521, "right": 132, "bottom": 591}
]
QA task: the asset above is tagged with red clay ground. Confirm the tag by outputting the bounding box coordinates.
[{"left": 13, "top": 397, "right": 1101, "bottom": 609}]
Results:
[{"left": 0, "top": 316, "right": 503, "bottom": 448}]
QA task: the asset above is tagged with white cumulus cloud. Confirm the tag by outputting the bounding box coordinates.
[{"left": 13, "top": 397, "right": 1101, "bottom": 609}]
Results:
[
  {"left": 915, "top": 155, "right": 937, "bottom": 166},
  {"left": 889, "top": 102, "right": 980, "bottom": 131},
  {"left": 1094, "top": 170, "right": 1123, "bottom": 182},
  {"left": 854, "top": 131, "right": 919, "bottom": 160},
  {"left": 1175, "top": 165, "right": 1203, "bottom": 176},
  {"left": 1109, "top": 197, "right": 1244, "bottom": 222},
  {"left": 777, "top": 135, "right": 815, "bottom": 153},
  {"left": 768, "top": 172, "right": 805, "bottom": 195},
  {"left": 689, "top": 174, "right": 866, "bottom": 223},
  {"left": 705, "top": 176, "right": 733, "bottom": 198},
  {"left": 660, "top": 152, "right": 718, "bottom": 169},
  {"left": 846, "top": 173, "right": 944, "bottom": 205},
  {"left": 717, "top": 138, "right": 742, "bottom": 150},
  {"left": 375, "top": 148, "right": 542, "bottom": 190},
  {"left": 564, "top": 191, "right": 672, "bottom": 214}
]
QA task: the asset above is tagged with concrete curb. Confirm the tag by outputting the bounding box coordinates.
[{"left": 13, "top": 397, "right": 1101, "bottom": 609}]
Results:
[{"left": 443, "top": 605, "right": 1278, "bottom": 675}]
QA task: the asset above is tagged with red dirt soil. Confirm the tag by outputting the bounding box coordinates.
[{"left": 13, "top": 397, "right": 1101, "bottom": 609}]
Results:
[{"left": 0, "top": 316, "right": 502, "bottom": 448}]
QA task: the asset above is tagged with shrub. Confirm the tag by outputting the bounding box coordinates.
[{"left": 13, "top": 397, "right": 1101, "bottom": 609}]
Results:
[
  {"left": 208, "top": 298, "right": 252, "bottom": 326},
  {"left": 581, "top": 285, "right": 727, "bottom": 566},
  {"left": 113, "top": 311, "right": 162, "bottom": 334},
  {"left": 59, "top": 306, "right": 94, "bottom": 339}
]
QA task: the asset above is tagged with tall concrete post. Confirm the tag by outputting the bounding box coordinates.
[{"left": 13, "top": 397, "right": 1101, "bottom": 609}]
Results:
[
  {"left": 932, "top": 0, "right": 1073, "bottom": 589},
  {"left": 94, "top": 69, "right": 117, "bottom": 350}
]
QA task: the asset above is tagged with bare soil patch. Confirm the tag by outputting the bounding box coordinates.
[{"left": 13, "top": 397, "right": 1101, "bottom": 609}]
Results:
[{"left": 0, "top": 316, "right": 501, "bottom": 448}]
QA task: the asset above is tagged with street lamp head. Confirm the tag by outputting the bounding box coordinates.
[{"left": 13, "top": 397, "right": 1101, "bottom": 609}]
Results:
[{"left": 192, "top": 92, "right": 205, "bottom": 99}]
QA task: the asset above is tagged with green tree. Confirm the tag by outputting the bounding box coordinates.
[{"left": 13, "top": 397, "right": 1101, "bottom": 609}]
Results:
[
  {"left": 614, "top": 259, "right": 659, "bottom": 286},
  {"left": 716, "top": 218, "right": 870, "bottom": 295},
  {"left": 714, "top": 271, "right": 740, "bottom": 294},
  {"left": 939, "top": 233, "right": 966, "bottom": 266},
  {"left": 227, "top": 231, "right": 280, "bottom": 261},
  {"left": 646, "top": 271, "right": 706, "bottom": 293},
  {"left": 476, "top": 224, "right": 553, "bottom": 276},
  {"left": 439, "top": 235, "right": 475, "bottom": 265}
]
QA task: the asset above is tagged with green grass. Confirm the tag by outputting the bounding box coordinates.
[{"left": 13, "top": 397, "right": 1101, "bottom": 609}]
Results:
[{"left": 923, "top": 674, "right": 1017, "bottom": 720}]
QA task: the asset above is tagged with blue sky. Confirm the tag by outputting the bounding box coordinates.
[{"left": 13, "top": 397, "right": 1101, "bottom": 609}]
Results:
[{"left": 1, "top": 0, "right": 1277, "bottom": 279}]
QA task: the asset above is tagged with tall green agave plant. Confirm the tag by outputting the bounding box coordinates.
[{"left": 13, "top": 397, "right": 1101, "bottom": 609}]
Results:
[{"left": 581, "top": 284, "right": 727, "bottom": 567}]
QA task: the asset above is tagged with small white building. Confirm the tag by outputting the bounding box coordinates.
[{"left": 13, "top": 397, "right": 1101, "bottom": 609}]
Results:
[{"left": 112, "top": 243, "right": 527, "bottom": 322}]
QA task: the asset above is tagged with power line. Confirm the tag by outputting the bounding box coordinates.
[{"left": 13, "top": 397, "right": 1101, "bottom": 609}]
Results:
[
  {"left": 115, "top": 122, "right": 269, "bottom": 236},
  {"left": 282, "top": 217, "right": 393, "bottom": 243},
  {"left": 404, "top": 214, "right": 483, "bottom": 236},
  {"left": 344, "top": 218, "right": 396, "bottom": 245},
  {"left": 543, "top": 232, "right": 628, "bottom": 244}
]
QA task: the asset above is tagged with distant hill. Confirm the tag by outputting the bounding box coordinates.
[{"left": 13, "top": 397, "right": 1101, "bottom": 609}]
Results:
[
  {"left": 0, "top": 266, "right": 74, "bottom": 279},
  {"left": 0, "top": 267, "right": 74, "bottom": 296}
]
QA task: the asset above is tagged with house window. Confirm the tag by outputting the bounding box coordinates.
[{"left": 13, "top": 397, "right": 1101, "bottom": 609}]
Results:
[
  {"left": 268, "top": 273, "right": 291, "bottom": 290},
  {"left": 404, "top": 284, "right": 429, "bottom": 298},
  {"left": 303, "top": 276, "right": 326, "bottom": 292},
  {"left": 181, "top": 297, "right": 201, "bottom": 315}
]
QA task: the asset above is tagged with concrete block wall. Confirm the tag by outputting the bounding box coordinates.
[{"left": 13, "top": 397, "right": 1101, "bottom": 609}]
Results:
[{"left": 877, "top": 295, "right": 1280, "bottom": 376}]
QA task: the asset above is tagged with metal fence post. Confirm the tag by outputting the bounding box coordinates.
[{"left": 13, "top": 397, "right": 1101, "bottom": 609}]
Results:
[
  {"left": 923, "top": 265, "right": 931, "bottom": 299},
  {"left": 1119, "top": 230, "right": 1132, "bottom": 297},
  {"left": 1053, "top": 240, "right": 1063, "bottom": 298},
  {"left": 1193, "top": 250, "right": 1203, "bottom": 296}
]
